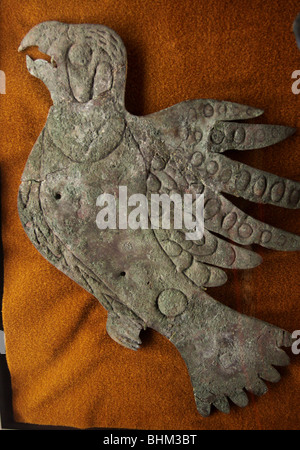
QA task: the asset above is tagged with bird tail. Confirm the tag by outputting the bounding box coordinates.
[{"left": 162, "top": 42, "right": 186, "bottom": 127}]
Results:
[{"left": 167, "top": 293, "right": 292, "bottom": 416}]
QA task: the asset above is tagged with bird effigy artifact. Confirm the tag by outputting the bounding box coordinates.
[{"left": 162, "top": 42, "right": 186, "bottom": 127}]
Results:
[{"left": 18, "top": 21, "right": 299, "bottom": 416}]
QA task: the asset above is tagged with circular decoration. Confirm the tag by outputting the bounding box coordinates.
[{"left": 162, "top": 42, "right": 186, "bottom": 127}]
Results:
[{"left": 157, "top": 289, "right": 188, "bottom": 317}]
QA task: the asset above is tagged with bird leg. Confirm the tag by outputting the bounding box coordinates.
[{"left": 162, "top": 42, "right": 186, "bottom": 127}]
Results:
[{"left": 106, "top": 300, "right": 146, "bottom": 351}]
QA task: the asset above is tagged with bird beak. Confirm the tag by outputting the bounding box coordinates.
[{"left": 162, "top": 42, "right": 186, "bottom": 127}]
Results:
[
  {"left": 19, "top": 22, "right": 56, "bottom": 80},
  {"left": 18, "top": 21, "right": 68, "bottom": 54},
  {"left": 19, "top": 21, "right": 68, "bottom": 79},
  {"left": 18, "top": 21, "right": 73, "bottom": 102}
]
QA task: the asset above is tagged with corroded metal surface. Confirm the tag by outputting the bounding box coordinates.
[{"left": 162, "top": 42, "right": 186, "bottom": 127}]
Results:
[
  {"left": 18, "top": 21, "right": 299, "bottom": 416},
  {"left": 294, "top": 12, "right": 300, "bottom": 50}
]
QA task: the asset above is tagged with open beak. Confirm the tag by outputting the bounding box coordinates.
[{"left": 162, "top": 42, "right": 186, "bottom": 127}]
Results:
[
  {"left": 18, "top": 20, "right": 68, "bottom": 54},
  {"left": 18, "top": 21, "right": 73, "bottom": 102}
]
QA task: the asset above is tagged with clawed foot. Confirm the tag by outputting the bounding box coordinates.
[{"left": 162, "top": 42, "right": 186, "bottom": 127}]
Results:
[{"left": 106, "top": 303, "right": 145, "bottom": 350}]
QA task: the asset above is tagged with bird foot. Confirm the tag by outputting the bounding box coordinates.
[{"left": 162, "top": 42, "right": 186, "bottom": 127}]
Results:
[{"left": 106, "top": 305, "right": 145, "bottom": 351}]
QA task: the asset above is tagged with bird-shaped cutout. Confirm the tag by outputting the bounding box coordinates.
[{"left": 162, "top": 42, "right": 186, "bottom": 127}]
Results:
[{"left": 18, "top": 21, "right": 299, "bottom": 416}]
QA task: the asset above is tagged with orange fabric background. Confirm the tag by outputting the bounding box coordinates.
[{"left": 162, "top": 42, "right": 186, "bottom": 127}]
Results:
[{"left": 0, "top": 0, "right": 300, "bottom": 430}]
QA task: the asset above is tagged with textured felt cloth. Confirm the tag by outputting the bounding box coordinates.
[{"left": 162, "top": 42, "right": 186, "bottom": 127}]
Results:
[{"left": 1, "top": 0, "right": 300, "bottom": 430}]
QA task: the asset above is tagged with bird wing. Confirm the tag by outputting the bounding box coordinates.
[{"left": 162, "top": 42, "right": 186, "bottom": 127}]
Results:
[{"left": 144, "top": 99, "right": 300, "bottom": 288}]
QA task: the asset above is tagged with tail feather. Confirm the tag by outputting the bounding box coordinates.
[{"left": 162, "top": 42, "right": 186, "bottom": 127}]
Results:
[{"left": 167, "top": 293, "right": 291, "bottom": 416}]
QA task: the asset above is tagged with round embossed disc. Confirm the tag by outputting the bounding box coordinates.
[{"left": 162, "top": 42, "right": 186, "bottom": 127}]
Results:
[{"left": 157, "top": 289, "right": 188, "bottom": 317}]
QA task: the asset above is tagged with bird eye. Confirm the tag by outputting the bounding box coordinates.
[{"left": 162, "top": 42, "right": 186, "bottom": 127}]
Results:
[{"left": 68, "top": 43, "right": 92, "bottom": 67}]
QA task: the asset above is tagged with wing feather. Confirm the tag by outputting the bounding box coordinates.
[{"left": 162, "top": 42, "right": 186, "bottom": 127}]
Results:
[{"left": 145, "top": 99, "right": 299, "bottom": 289}]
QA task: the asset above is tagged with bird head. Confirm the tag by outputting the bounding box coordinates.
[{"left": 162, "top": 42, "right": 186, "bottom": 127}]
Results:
[{"left": 19, "top": 21, "right": 127, "bottom": 108}]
